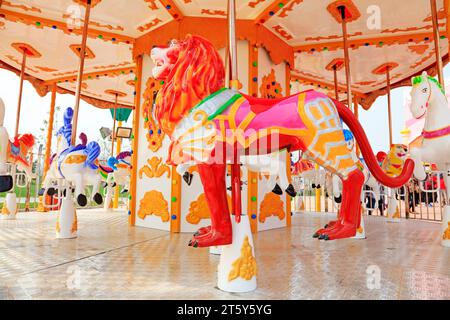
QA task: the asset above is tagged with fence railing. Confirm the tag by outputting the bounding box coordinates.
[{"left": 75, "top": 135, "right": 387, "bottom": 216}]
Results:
[{"left": 293, "top": 170, "right": 446, "bottom": 222}]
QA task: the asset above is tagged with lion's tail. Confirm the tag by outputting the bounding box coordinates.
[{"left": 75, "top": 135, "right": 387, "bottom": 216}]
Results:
[{"left": 333, "top": 99, "right": 414, "bottom": 188}]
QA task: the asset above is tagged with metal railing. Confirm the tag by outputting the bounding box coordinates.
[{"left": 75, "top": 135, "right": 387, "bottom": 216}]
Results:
[{"left": 293, "top": 170, "right": 445, "bottom": 222}]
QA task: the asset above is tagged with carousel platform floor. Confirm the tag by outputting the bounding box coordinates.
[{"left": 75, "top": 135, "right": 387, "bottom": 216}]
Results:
[{"left": 0, "top": 210, "right": 449, "bottom": 300}]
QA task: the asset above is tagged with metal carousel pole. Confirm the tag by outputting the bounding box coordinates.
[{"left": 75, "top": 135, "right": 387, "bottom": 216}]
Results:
[
  {"left": 217, "top": 0, "right": 257, "bottom": 293},
  {"left": 57, "top": 0, "right": 92, "bottom": 239}
]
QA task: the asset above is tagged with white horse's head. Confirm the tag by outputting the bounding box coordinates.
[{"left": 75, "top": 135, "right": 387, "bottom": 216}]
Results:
[{"left": 410, "top": 71, "right": 446, "bottom": 119}]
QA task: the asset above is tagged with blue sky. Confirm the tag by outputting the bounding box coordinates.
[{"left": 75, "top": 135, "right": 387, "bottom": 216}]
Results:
[{"left": 1, "top": 66, "right": 449, "bottom": 155}]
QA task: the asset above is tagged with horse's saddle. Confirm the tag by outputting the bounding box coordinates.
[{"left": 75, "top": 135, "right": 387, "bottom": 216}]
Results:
[{"left": 242, "top": 94, "right": 288, "bottom": 115}]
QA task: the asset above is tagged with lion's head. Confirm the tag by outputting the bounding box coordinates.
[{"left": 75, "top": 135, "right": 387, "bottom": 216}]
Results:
[{"left": 151, "top": 35, "right": 225, "bottom": 135}]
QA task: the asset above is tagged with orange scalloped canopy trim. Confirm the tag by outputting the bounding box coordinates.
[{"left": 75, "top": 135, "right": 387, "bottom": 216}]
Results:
[
  {"left": 327, "top": 0, "right": 361, "bottom": 23},
  {"left": 372, "top": 62, "right": 399, "bottom": 75},
  {"left": 11, "top": 43, "right": 41, "bottom": 58},
  {"left": 325, "top": 58, "right": 345, "bottom": 71},
  {"left": 133, "top": 17, "right": 294, "bottom": 66}
]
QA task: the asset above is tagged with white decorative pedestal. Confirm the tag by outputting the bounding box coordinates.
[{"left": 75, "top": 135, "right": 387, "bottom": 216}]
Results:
[
  {"left": 209, "top": 246, "right": 222, "bottom": 255},
  {"left": 217, "top": 216, "right": 257, "bottom": 293},
  {"left": 56, "top": 192, "right": 77, "bottom": 239},
  {"left": 104, "top": 187, "right": 114, "bottom": 211},
  {"left": 1, "top": 193, "right": 17, "bottom": 220}
]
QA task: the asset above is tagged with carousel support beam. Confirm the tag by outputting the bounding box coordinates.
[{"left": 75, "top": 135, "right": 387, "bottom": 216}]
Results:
[
  {"left": 43, "top": 84, "right": 57, "bottom": 175},
  {"left": 431, "top": 0, "right": 445, "bottom": 88},
  {"left": 228, "top": 0, "right": 242, "bottom": 222},
  {"left": 129, "top": 55, "right": 143, "bottom": 227},
  {"left": 111, "top": 93, "right": 118, "bottom": 157},
  {"left": 338, "top": 5, "right": 353, "bottom": 109},
  {"left": 333, "top": 65, "right": 339, "bottom": 100},
  {"left": 14, "top": 51, "right": 27, "bottom": 136},
  {"left": 113, "top": 120, "right": 122, "bottom": 209},
  {"left": 71, "top": 0, "right": 92, "bottom": 146},
  {"left": 386, "top": 67, "right": 393, "bottom": 146}
]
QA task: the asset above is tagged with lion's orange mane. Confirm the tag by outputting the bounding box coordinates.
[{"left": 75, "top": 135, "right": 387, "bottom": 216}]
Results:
[{"left": 155, "top": 35, "right": 225, "bottom": 135}]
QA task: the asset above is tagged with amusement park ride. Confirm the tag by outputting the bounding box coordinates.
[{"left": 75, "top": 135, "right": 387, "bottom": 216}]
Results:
[{"left": 0, "top": 0, "right": 449, "bottom": 294}]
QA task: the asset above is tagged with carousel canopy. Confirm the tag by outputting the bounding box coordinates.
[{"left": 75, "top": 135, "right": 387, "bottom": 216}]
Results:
[{"left": 0, "top": 0, "right": 448, "bottom": 109}]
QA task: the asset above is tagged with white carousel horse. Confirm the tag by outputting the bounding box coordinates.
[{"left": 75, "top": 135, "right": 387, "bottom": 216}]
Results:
[
  {"left": 408, "top": 71, "right": 450, "bottom": 246},
  {"left": 100, "top": 151, "right": 132, "bottom": 209},
  {"left": 177, "top": 151, "right": 297, "bottom": 197},
  {"left": 42, "top": 107, "right": 103, "bottom": 207}
]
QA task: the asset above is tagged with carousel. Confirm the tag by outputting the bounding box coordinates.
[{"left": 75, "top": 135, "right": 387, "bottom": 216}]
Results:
[{"left": 0, "top": 0, "right": 449, "bottom": 300}]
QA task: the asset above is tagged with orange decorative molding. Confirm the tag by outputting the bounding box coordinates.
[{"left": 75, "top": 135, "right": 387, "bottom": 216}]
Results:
[
  {"left": 305, "top": 31, "right": 362, "bottom": 42},
  {"left": 228, "top": 236, "right": 257, "bottom": 281},
  {"left": 186, "top": 193, "right": 211, "bottom": 225},
  {"left": 410, "top": 51, "right": 435, "bottom": 69},
  {"left": 325, "top": 58, "right": 345, "bottom": 71},
  {"left": 11, "top": 42, "right": 41, "bottom": 57},
  {"left": 372, "top": 62, "right": 399, "bottom": 75},
  {"left": 137, "top": 18, "right": 163, "bottom": 32},
  {"left": 327, "top": 0, "right": 361, "bottom": 23},
  {"left": 45, "top": 66, "right": 135, "bottom": 84},
  {"left": 272, "top": 24, "right": 293, "bottom": 41},
  {"left": 144, "top": 0, "right": 159, "bottom": 10},
  {"left": 93, "top": 62, "right": 133, "bottom": 70},
  {"left": 201, "top": 9, "right": 227, "bottom": 17},
  {"left": 69, "top": 44, "right": 95, "bottom": 59},
  {"left": 0, "top": 8, "right": 134, "bottom": 45},
  {"left": 126, "top": 79, "right": 136, "bottom": 87},
  {"left": 248, "top": 0, "right": 266, "bottom": 8},
  {"left": 133, "top": 17, "right": 294, "bottom": 66},
  {"left": 138, "top": 190, "right": 170, "bottom": 222},
  {"left": 255, "top": 0, "right": 291, "bottom": 24},
  {"left": 259, "top": 193, "right": 285, "bottom": 223},
  {"left": 443, "top": 222, "right": 450, "bottom": 240},
  {"left": 72, "top": 0, "right": 102, "bottom": 8},
  {"left": 159, "top": 0, "right": 183, "bottom": 20},
  {"left": 139, "top": 157, "right": 171, "bottom": 179},
  {"left": 35, "top": 66, "right": 58, "bottom": 72},
  {"left": 142, "top": 77, "right": 164, "bottom": 151},
  {"left": 105, "top": 89, "right": 127, "bottom": 97},
  {"left": 278, "top": 0, "right": 303, "bottom": 18},
  {"left": 408, "top": 44, "right": 429, "bottom": 55},
  {"left": 3, "top": 1, "right": 41, "bottom": 13},
  {"left": 260, "top": 69, "right": 283, "bottom": 99},
  {"left": 294, "top": 31, "right": 446, "bottom": 53},
  {"left": 62, "top": 13, "right": 125, "bottom": 32}
]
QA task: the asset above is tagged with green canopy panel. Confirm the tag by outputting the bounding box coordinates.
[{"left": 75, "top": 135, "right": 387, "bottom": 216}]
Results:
[{"left": 110, "top": 108, "right": 132, "bottom": 122}]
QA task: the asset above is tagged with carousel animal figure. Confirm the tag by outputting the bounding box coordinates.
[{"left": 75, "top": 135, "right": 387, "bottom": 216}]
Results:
[
  {"left": 408, "top": 71, "right": 450, "bottom": 246},
  {"left": 376, "top": 144, "right": 409, "bottom": 220},
  {"left": 151, "top": 35, "right": 414, "bottom": 247},
  {"left": 101, "top": 152, "right": 132, "bottom": 210},
  {"left": 0, "top": 98, "right": 35, "bottom": 180},
  {"left": 177, "top": 151, "right": 296, "bottom": 197},
  {"left": 42, "top": 107, "right": 103, "bottom": 207},
  {"left": 0, "top": 98, "right": 34, "bottom": 193}
]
